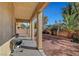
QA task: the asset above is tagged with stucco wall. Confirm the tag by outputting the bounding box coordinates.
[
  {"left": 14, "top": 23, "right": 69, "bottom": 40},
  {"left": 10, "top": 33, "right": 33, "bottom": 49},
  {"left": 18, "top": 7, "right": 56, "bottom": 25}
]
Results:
[{"left": 0, "top": 3, "right": 15, "bottom": 55}]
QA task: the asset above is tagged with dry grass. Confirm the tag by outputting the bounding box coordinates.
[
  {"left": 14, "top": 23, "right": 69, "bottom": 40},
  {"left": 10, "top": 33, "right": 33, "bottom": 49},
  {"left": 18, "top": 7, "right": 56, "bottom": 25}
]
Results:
[{"left": 42, "top": 34, "right": 79, "bottom": 56}]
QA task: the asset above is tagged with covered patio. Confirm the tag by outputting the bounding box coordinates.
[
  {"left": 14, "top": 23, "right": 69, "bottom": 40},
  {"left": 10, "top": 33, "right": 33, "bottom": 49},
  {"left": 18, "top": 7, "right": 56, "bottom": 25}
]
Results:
[{"left": 0, "top": 2, "right": 49, "bottom": 56}]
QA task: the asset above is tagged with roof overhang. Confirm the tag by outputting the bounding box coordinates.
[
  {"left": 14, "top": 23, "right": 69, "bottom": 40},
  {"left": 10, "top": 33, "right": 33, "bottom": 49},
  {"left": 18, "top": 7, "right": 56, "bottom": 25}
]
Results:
[
  {"left": 30, "top": 2, "right": 49, "bottom": 21},
  {"left": 14, "top": 2, "right": 49, "bottom": 22}
]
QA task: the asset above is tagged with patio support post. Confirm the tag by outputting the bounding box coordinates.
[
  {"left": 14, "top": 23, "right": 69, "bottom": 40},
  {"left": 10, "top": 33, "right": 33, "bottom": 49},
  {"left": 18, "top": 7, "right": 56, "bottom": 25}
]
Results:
[
  {"left": 28, "top": 22, "right": 30, "bottom": 37},
  {"left": 31, "top": 20, "right": 35, "bottom": 40},
  {"left": 29, "top": 20, "right": 32, "bottom": 39},
  {"left": 37, "top": 11, "right": 43, "bottom": 49},
  {"left": 27, "top": 22, "right": 28, "bottom": 37}
]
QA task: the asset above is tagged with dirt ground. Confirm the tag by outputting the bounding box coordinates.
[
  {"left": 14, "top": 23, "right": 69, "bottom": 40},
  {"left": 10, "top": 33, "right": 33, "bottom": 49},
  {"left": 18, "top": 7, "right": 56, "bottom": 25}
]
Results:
[{"left": 42, "top": 34, "right": 79, "bottom": 56}]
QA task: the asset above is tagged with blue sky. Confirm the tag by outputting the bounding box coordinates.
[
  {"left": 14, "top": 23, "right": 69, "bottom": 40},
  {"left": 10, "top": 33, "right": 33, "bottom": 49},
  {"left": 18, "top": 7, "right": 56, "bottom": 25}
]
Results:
[{"left": 43, "top": 2, "right": 69, "bottom": 25}]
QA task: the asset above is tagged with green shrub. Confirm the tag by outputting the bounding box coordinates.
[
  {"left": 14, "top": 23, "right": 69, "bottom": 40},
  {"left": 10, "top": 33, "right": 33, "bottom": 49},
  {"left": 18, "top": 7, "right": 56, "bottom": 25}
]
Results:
[{"left": 72, "top": 34, "right": 79, "bottom": 43}]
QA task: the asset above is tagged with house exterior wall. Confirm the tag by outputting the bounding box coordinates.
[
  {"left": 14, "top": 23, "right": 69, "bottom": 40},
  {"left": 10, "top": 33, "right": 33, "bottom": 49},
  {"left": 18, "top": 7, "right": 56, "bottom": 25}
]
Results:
[{"left": 0, "top": 3, "right": 15, "bottom": 56}]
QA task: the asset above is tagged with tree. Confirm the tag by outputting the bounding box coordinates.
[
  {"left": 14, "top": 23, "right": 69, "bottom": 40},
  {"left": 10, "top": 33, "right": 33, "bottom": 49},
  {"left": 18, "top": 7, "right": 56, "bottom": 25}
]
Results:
[
  {"left": 62, "top": 3, "right": 78, "bottom": 32},
  {"left": 62, "top": 2, "right": 79, "bottom": 38},
  {"left": 21, "top": 23, "right": 29, "bottom": 29},
  {"left": 43, "top": 16, "right": 48, "bottom": 30}
]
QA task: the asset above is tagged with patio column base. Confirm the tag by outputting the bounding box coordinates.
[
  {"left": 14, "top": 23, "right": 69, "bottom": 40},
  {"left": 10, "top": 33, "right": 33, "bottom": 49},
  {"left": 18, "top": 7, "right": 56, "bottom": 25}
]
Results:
[{"left": 38, "top": 50, "right": 46, "bottom": 56}]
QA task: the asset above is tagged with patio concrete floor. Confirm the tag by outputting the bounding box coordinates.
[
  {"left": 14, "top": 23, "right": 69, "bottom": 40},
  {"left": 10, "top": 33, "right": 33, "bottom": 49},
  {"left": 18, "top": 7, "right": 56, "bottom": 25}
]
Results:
[{"left": 10, "top": 37, "right": 42, "bottom": 56}]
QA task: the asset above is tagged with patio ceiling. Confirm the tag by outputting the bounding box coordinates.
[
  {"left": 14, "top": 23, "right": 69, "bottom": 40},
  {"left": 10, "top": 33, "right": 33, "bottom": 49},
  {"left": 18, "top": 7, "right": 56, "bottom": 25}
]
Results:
[
  {"left": 14, "top": 2, "right": 49, "bottom": 22},
  {"left": 14, "top": 2, "right": 39, "bottom": 21}
]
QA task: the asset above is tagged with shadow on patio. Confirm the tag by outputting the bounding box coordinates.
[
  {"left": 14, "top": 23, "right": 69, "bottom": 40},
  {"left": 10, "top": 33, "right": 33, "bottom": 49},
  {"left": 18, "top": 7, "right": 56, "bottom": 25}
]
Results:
[{"left": 10, "top": 37, "right": 42, "bottom": 56}]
